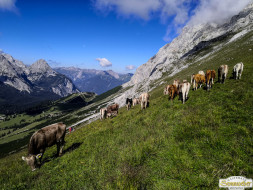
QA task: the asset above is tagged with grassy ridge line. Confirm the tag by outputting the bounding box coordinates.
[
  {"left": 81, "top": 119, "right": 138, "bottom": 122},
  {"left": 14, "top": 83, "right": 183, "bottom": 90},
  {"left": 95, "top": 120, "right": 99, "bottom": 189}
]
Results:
[{"left": 0, "top": 32, "right": 252, "bottom": 189}]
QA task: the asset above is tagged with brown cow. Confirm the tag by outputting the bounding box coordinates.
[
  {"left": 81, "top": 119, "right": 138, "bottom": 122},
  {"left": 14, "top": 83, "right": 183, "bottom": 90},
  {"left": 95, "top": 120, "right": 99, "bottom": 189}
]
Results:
[
  {"left": 218, "top": 65, "right": 228, "bottom": 83},
  {"left": 206, "top": 70, "right": 216, "bottom": 90},
  {"left": 167, "top": 84, "right": 178, "bottom": 102},
  {"left": 107, "top": 103, "right": 119, "bottom": 118},
  {"left": 22, "top": 122, "right": 66, "bottom": 171},
  {"left": 139, "top": 93, "right": 150, "bottom": 110},
  {"left": 192, "top": 74, "right": 205, "bottom": 90}
]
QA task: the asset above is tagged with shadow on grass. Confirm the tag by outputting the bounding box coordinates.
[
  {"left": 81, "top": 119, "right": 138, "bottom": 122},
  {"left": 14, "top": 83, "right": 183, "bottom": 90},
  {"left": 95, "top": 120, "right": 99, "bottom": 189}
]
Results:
[{"left": 41, "top": 142, "right": 83, "bottom": 167}]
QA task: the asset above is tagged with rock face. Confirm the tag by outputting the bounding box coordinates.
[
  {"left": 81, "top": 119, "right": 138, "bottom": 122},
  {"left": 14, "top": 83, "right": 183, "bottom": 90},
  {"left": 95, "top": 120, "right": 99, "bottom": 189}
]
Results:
[
  {"left": 54, "top": 67, "right": 133, "bottom": 95},
  {"left": 114, "top": 3, "right": 253, "bottom": 107},
  {"left": 0, "top": 54, "right": 79, "bottom": 112}
]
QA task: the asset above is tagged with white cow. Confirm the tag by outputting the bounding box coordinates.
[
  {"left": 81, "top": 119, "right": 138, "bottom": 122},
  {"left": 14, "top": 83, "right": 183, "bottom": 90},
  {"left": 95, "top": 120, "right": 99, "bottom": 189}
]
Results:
[
  {"left": 179, "top": 81, "right": 190, "bottom": 104},
  {"left": 132, "top": 98, "right": 139, "bottom": 106},
  {"left": 173, "top": 80, "right": 181, "bottom": 90},
  {"left": 100, "top": 108, "right": 107, "bottom": 120},
  {"left": 218, "top": 65, "right": 228, "bottom": 83},
  {"left": 233, "top": 62, "right": 244, "bottom": 79},
  {"left": 139, "top": 93, "right": 150, "bottom": 110},
  {"left": 198, "top": 70, "right": 205, "bottom": 76}
]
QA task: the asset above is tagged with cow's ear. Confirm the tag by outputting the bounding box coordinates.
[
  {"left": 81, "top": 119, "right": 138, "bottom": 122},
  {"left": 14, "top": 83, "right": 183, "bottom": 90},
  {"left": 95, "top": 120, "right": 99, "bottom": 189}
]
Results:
[{"left": 22, "top": 156, "right": 26, "bottom": 161}]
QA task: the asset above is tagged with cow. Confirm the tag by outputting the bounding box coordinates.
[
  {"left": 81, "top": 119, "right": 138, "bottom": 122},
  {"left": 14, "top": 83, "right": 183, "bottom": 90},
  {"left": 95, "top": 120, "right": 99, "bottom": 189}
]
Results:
[
  {"left": 211, "top": 70, "right": 216, "bottom": 85},
  {"left": 191, "top": 71, "right": 205, "bottom": 85},
  {"left": 100, "top": 107, "right": 107, "bottom": 120},
  {"left": 173, "top": 80, "right": 181, "bottom": 90},
  {"left": 139, "top": 93, "right": 150, "bottom": 110},
  {"left": 192, "top": 74, "right": 205, "bottom": 90},
  {"left": 185, "top": 81, "right": 191, "bottom": 100},
  {"left": 126, "top": 98, "right": 132, "bottom": 110},
  {"left": 167, "top": 84, "right": 178, "bottom": 103},
  {"left": 218, "top": 65, "right": 228, "bottom": 83},
  {"left": 233, "top": 62, "right": 244, "bottom": 79},
  {"left": 107, "top": 103, "right": 119, "bottom": 118},
  {"left": 22, "top": 122, "right": 66, "bottom": 171},
  {"left": 198, "top": 70, "right": 205, "bottom": 76},
  {"left": 206, "top": 70, "right": 216, "bottom": 90},
  {"left": 132, "top": 98, "right": 140, "bottom": 106},
  {"left": 178, "top": 81, "right": 191, "bottom": 104},
  {"left": 191, "top": 74, "right": 195, "bottom": 85}
]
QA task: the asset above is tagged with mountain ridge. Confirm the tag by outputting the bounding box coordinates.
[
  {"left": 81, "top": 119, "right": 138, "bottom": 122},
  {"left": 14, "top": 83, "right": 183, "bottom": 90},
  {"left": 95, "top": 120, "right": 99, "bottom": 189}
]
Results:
[
  {"left": 114, "top": 2, "right": 253, "bottom": 107},
  {"left": 54, "top": 67, "right": 133, "bottom": 95},
  {"left": 0, "top": 54, "right": 79, "bottom": 113}
]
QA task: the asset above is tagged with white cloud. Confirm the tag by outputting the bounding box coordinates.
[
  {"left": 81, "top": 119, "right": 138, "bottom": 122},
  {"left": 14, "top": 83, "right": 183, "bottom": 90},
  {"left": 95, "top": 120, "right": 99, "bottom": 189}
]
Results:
[
  {"left": 0, "top": 0, "right": 17, "bottom": 12},
  {"left": 96, "top": 58, "right": 112, "bottom": 67},
  {"left": 93, "top": 0, "right": 194, "bottom": 41},
  {"left": 93, "top": 0, "right": 161, "bottom": 20},
  {"left": 188, "top": 0, "right": 252, "bottom": 25},
  {"left": 93, "top": 0, "right": 191, "bottom": 22},
  {"left": 126, "top": 65, "right": 136, "bottom": 70},
  {"left": 93, "top": 0, "right": 252, "bottom": 42}
]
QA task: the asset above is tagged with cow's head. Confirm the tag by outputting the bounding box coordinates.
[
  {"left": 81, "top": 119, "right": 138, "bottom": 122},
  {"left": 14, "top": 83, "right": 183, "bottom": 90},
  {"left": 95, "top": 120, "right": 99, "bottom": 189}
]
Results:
[{"left": 22, "top": 155, "right": 37, "bottom": 171}]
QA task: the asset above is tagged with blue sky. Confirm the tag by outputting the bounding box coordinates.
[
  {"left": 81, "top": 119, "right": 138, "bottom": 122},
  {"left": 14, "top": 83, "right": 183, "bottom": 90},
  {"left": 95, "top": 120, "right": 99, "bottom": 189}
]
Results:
[{"left": 0, "top": 0, "right": 251, "bottom": 73}]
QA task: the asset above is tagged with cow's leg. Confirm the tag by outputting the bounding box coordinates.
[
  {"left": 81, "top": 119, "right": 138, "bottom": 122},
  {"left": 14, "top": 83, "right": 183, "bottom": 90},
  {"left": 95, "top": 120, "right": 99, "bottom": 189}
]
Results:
[
  {"left": 59, "top": 143, "right": 64, "bottom": 156},
  {"left": 57, "top": 140, "right": 64, "bottom": 156},
  {"left": 239, "top": 70, "right": 242, "bottom": 79},
  {"left": 182, "top": 92, "right": 185, "bottom": 104},
  {"left": 144, "top": 101, "right": 147, "bottom": 109}
]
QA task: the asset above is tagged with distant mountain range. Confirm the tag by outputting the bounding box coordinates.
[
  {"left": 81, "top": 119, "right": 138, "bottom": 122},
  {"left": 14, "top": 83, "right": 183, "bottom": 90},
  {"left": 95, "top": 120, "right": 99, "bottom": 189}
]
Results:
[
  {"left": 0, "top": 53, "right": 79, "bottom": 113},
  {"left": 54, "top": 67, "right": 133, "bottom": 95},
  {"left": 0, "top": 51, "right": 133, "bottom": 113}
]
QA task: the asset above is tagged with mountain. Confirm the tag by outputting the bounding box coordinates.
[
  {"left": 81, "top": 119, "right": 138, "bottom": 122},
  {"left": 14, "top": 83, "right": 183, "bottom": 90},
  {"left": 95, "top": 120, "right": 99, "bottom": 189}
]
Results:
[
  {"left": 54, "top": 67, "right": 133, "bottom": 94},
  {"left": 114, "top": 3, "right": 253, "bottom": 106},
  {"left": 0, "top": 54, "right": 79, "bottom": 113}
]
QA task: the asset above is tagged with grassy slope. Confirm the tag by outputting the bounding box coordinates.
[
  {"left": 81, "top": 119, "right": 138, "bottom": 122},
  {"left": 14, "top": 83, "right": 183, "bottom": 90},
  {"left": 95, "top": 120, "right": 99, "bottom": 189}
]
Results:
[{"left": 0, "top": 32, "right": 253, "bottom": 189}]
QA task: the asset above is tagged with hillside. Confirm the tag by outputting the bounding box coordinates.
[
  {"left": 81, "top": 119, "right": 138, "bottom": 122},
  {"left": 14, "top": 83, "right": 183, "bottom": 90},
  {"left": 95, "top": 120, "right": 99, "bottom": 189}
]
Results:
[
  {"left": 115, "top": 3, "right": 253, "bottom": 107},
  {"left": 0, "top": 92, "right": 97, "bottom": 158},
  {"left": 0, "top": 28, "right": 252, "bottom": 189}
]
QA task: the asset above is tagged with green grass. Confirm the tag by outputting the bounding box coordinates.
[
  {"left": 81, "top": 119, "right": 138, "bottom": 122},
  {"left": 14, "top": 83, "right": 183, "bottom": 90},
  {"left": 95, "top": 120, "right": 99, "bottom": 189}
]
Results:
[{"left": 0, "top": 31, "right": 252, "bottom": 189}]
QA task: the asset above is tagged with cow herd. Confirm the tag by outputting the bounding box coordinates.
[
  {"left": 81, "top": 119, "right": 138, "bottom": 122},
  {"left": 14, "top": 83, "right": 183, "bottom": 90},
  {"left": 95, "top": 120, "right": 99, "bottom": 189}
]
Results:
[
  {"left": 164, "top": 62, "right": 244, "bottom": 104},
  {"left": 22, "top": 62, "right": 244, "bottom": 171}
]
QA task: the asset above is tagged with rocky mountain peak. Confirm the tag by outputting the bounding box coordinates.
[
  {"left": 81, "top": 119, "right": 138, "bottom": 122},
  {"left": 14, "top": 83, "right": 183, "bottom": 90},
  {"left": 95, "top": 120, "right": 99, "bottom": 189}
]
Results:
[
  {"left": 116, "top": 3, "right": 253, "bottom": 107},
  {"left": 105, "top": 70, "right": 120, "bottom": 79},
  {"left": 29, "top": 59, "right": 54, "bottom": 74}
]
